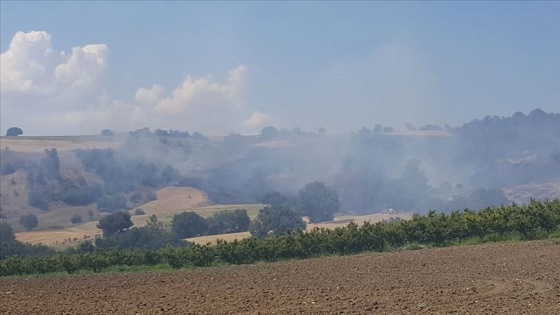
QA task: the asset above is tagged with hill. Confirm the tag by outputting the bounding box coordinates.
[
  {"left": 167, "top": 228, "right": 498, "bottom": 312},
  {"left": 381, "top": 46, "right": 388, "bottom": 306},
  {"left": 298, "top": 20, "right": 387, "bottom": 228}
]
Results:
[{"left": 1, "top": 109, "right": 560, "bottom": 242}]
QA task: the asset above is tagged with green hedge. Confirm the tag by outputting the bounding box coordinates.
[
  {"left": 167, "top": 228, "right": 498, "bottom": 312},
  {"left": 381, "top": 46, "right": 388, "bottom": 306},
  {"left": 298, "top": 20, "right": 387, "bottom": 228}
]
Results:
[{"left": 1, "top": 199, "right": 559, "bottom": 277}]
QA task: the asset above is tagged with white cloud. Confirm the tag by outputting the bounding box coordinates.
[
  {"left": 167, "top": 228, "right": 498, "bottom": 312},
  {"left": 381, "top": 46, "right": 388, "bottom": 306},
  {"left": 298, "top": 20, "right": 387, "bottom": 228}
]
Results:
[
  {"left": 131, "top": 64, "right": 250, "bottom": 134},
  {"left": 0, "top": 31, "right": 268, "bottom": 136},
  {"left": 243, "top": 111, "right": 271, "bottom": 130}
]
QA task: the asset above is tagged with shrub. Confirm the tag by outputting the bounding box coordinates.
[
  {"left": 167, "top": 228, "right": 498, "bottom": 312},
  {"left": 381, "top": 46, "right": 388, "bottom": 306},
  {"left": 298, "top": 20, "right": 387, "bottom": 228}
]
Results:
[
  {"left": 70, "top": 214, "right": 83, "bottom": 224},
  {"left": 19, "top": 214, "right": 38, "bottom": 230}
]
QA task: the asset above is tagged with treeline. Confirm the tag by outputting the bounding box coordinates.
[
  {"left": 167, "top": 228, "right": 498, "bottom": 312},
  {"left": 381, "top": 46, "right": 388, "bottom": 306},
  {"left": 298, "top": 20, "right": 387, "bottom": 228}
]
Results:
[
  {"left": 0, "top": 222, "right": 54, "bottom": 260},
  {"left": 1, "top": 199, "right": 558, "bottom": 277},
  {"left": 171, "top": 209, "right": 251, "bottom": 238}
]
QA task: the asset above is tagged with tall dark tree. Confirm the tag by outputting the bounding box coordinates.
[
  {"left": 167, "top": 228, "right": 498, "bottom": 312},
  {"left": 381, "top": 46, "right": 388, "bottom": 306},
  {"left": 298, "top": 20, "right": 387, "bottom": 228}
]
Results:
[
  {"left": 171, "top": 211, "right": 208, "bottom": 238},
  {"left": 298, "top": 181, "right": 340, "bottom": 223},
  {"left": 19, "top": 214, "right": 39, "bottom": 230},
  {"left": 207, "top": 209, "right": 251, "bottom": 234},
  {"left": 261, "top": 192, "right": 289, "bottom": 208},
  {"left": 97, "top": 212, "right": 133, "bottom": 236},
  {"left": 249, "top": 205, "right": 306, "bottom": 238},
  {"left": 41, "top": 148, "right": 61, "bottom": 180}
]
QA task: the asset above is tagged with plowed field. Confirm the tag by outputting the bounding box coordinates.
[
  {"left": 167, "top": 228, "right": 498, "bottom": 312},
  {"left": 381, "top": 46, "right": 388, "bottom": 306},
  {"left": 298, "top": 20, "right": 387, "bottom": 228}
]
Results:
[{"left": 1, "top": 241, "right": 559, "bottom": 315}]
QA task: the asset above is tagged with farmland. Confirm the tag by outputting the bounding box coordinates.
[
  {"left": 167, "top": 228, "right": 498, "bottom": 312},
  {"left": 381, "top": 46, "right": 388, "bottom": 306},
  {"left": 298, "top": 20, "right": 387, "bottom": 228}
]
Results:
[{"left": 1, "top": 240, "right": 558, "bottom": 314}]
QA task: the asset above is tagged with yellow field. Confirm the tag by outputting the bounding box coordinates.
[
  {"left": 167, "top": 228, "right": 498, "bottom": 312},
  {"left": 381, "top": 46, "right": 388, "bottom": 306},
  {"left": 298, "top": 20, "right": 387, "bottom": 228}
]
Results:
[{"left": 15, "top": 184, "right": 263, "bottom": 248}]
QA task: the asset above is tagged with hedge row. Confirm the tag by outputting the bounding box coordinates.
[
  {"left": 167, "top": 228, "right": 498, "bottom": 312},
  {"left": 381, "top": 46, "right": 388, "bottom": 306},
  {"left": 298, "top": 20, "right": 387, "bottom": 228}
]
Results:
[{"left": 1, "top": 199, "right": 559, "bottom": 276}]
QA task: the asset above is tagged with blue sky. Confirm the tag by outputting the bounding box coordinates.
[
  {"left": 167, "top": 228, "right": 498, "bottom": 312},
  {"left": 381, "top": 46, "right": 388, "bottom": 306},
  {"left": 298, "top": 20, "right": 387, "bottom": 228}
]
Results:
[{"left": 1, "top": 1, "right": 559, "bottom": 135}]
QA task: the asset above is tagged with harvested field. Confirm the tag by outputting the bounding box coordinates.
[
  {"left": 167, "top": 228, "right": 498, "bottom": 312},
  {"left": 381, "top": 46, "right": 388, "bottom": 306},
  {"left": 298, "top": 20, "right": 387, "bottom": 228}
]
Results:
[
  {"left": 2, "top": 241, "right": 559, "bottom": 315},
  {"left": 133, "top": 187, "right": 212, "bottom": 216}
]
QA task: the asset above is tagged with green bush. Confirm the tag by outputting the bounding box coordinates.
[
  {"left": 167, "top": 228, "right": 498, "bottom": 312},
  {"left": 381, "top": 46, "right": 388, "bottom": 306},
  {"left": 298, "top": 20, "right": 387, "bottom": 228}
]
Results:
[{"left": 1, "top": 199, "right": 559, "bottom": 277}]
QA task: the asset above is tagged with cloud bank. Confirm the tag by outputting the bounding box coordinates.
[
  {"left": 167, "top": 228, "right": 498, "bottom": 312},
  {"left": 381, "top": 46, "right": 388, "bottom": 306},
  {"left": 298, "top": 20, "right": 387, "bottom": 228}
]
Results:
[{"left": 0, "top": 31, "right": 268, "bottom": 136}]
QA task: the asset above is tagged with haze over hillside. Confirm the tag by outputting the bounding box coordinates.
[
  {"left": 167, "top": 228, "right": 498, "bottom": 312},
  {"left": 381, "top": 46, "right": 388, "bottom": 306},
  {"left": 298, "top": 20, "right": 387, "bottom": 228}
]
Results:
[
  {"left": 1, "top": 2, "right": 559, "bottom": 245},
  {"left": 1, "top": 109, "right": 559, "bottom": 233}
]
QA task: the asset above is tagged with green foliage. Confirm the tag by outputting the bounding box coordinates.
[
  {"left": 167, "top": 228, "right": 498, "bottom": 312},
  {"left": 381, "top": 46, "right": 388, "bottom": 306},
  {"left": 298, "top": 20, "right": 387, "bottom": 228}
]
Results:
[
  {"left": 97, "top": 212, "right": 133, "bottom": 236},
  {"left": 94, "top": 224, "right": 185, "bottom": 250},
  {"left": 41, "top": 148, "right": 61, "bottom": 180},
  {"left": 1, "top": 221, "right": 16, "bottom": 243},
  {"left": 0, "top": 222, "right": 54, "bottom": 260},
  {"left": 19, "top": 214, "right": 38, "bottom": 230},
  {"left": 207, "top": 209, "right": 251, "bottom": 234},
  {"left": 261, "top": 192, "right": 289, "bottom": 208},
  {"left": 6, "top": 127, "right": 23, "bottom": 136},
  {"left": 97, "top": 194, "right": 128, "bottom": 213},
  {"left": 59, "top": 183, "right": 103, "bottom": 206},
  {"left": 134, "top": 208, "right": 146, "bottom": 215},
  {"left": 2, "top": 199, "right": 559, "bottom": 277},
  {"left": 70, "top": 214, "right": 83, "bottom": 224},
  {"left": 171, "top": 211, "right": 208, "bottom": 238},
  {"left": 249, "top": 205, "right": 306, "bottom": 238},
  {"left": 298, "top": 181, "right": 340, "bottom": 223}
]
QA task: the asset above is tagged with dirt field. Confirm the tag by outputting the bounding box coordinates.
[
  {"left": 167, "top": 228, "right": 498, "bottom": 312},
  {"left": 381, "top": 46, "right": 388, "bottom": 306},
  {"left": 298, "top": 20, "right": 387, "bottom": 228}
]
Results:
[{"left": 2, "top": 241, "right": 558, "bottom": 315}]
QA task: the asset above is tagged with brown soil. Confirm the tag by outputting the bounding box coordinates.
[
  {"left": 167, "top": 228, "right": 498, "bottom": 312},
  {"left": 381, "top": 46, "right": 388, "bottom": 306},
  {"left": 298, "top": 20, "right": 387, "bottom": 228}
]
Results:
[{"left": 2, "top": 241, "right": 559, "bottom": 315}]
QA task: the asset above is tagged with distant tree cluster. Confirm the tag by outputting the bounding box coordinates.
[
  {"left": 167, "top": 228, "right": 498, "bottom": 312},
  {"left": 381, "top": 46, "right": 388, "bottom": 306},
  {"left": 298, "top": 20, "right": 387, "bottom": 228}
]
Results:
[
  {"left": 171, "top": 209, "right": 251, "bottom": 239},
  {"left": 2, "top": 199, "right": 558, "bottom": 276},
  {"left": 93, "top": 214, "right": 184, "bottom": 250},
  {"left": 249, "top": 205, "right": 305, "bottom": 238},
  {"left": 127, "top": 127, "right": 206, "bottom": 140},
  {"left": 249, "top": 181, "right": 339, "bottom": 238},
  {"left": 0, "top": 221, "right": 54, "bottom": 260}
]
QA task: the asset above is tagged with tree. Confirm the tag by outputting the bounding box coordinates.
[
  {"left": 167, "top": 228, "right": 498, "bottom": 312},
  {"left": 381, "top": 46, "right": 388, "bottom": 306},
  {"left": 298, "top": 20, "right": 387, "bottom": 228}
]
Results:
[
  {"left": 171, "top": 211, "right": 209, "bottom": 238},
  {"left": 261, "top": 192, "right": 289, "bottom": 208},
  {"left": 100, "top": 129, "right": 114, "bottom": 136},
  {"left": 87, "top": 209, "right": 94, "bottom": 221},
  {"left": 207, "top": 209, "right": 251, "bottom": 234},
  {"left": 70, "top": 214, "right": 83, "bottom": 224},
  {"left": 96, "top": 212, "right": 133, "bottom": 236},
  {"left": 19, "top": 214, "right": 38, "bottom": 230},
  {"left": 97, "top": 194, "right": 128, "bottom": 213},
  {"left": 298, "top": 181, "right": 340, "bottom": 223},
  {"left": 6, "top": 127, "right": 23, "bottom": 136},
  {"left": 1, "top": 221, "right": 16, "bottom": 243},
  {"left": 41, "top": 148, "right": 61, "bottom": 180},
  {"left": 259, "top": 126, "right": 279, "bottom": 141},
  {"left": 249, "top": 205, "right": 306, "bottom": 238}
]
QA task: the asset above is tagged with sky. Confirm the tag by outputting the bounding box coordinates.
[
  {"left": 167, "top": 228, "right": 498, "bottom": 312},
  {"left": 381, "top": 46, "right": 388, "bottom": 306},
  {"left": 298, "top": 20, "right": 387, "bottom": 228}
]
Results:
[{"left": 1, "top": 1, "right": 559, "bottom": 136}]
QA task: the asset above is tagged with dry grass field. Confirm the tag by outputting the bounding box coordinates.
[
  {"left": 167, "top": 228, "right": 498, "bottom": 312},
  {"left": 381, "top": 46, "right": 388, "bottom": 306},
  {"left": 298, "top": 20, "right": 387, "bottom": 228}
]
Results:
[
  {"left": 0, "top": 137, "right": 120, "bottom": 153},
  {"left": 1, "top": 240, "right": 558, "bottom": 314}
]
